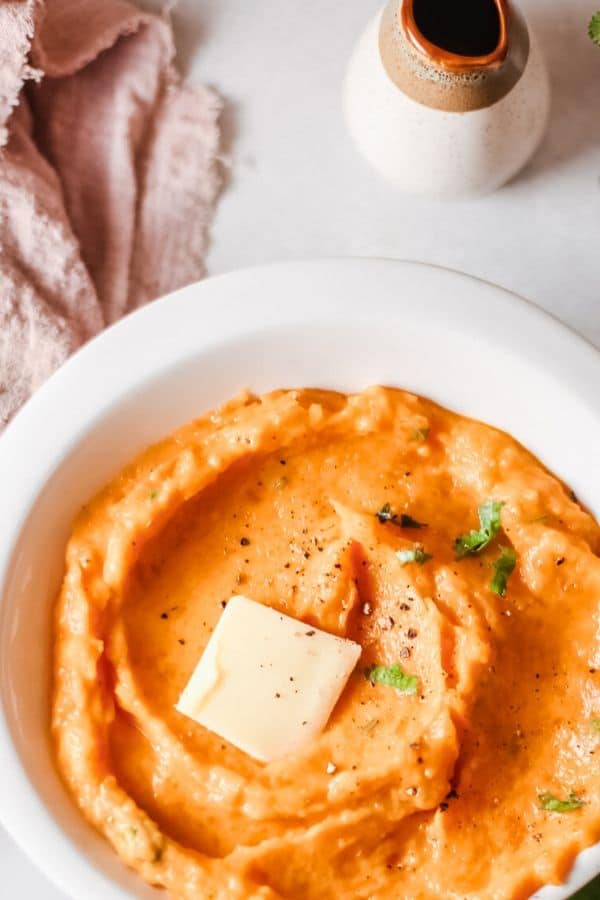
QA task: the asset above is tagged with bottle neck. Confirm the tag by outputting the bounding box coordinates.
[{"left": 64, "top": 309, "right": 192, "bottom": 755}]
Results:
[
  {"left": 379, "top": 0, "right": 529, "bottom": 112},
  {"left": 400, "top": 0, "right": 509, "bottom": 74}
]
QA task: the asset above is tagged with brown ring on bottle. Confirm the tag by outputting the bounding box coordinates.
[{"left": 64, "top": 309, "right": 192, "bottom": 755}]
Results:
[{"left": 400, "top": 0, "right": 510, "bottom": 73}]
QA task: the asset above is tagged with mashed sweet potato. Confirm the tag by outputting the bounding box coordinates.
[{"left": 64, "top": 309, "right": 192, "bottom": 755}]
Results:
[{"left": 53, "top": 387, "right": 600, "bottom": 899}]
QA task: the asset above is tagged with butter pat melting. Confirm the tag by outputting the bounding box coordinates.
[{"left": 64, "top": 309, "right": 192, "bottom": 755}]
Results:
[{"left": 175, "top": 595, "right": 361, "bottom": 762}]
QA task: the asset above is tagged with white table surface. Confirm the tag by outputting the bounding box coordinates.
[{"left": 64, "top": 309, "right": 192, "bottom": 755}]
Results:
[{"left": 3, "top": 0, "right": 599, "bottom": 896}]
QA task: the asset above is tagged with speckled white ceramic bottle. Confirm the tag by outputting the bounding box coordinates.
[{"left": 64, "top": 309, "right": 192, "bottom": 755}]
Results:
[{"left": 343, "top": 0, "right": 550, "bottom": 198}]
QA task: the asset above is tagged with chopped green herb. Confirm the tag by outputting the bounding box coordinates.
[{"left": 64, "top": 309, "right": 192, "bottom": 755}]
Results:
[
  {"left": 454, "top": 499, "right": 504, "bottom": 558},
  {"left": 591, "top": 718, "right": 600, "bottom": 735},
  {"left": 400, "top": 513, "right": 427, "bottom": 529},
  {"left": 364, "top": 662, "right": 418, "bottom": 694},
  {"left": 490, "top": 546, "right": 516, "bottom": 597},
  {"left": 411, "top": 427, "right": 430, "bottom": 441},
  {"left": 396, "top": 547, "right": 432, "bottom": 566},
  {"left": 589, "top": 11, "right": 600, "bottom": 46},
  {"left": 376, "top": 503, "right": 427, "bottom": 529},
  {"left": 149, "top": 490, "right": 157, "bottom": 499},
  {"left": 376, "top": 502, "right": 397, "bottom": 524},
  {"left": 539, "top": 790, "right": 584, "bottom": 812}
]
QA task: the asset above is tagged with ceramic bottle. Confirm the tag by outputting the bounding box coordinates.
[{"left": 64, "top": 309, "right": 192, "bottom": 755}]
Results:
[{"left": 343, "top": 0, "right": 550, "bottom": 197}]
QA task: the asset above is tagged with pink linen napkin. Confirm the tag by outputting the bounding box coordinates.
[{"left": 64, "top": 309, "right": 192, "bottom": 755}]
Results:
[{"left": 0, "top": 0, "right": 222, "bottom": 429}]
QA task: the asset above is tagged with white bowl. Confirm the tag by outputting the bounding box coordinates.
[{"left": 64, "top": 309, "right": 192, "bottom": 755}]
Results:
[{"left": 0, "top": 259, "right": 598, "bottom": 900}]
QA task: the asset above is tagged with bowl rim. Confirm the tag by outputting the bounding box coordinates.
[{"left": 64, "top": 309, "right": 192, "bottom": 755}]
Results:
[{"left": 0, "top": 257, "right": 598, "bottom": 900}]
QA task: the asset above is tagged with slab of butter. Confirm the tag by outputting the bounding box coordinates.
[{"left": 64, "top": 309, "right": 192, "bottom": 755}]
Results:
[{"left": 175, "top": 595, "right": 362, "bottom": 762}]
